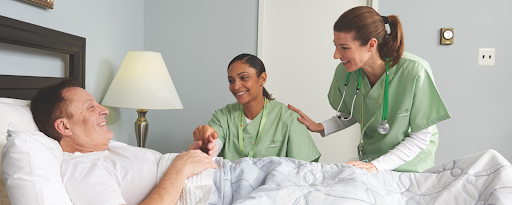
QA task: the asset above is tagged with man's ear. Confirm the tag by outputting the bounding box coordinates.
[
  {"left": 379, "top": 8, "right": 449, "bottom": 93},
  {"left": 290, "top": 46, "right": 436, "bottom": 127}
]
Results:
[{"left": 54, "top": 118, "right": 72, "bottom": 136}]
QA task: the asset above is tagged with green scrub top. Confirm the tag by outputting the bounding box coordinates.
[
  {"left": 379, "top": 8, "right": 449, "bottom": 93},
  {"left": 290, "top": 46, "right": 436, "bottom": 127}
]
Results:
[
  {"left": 209, "top": 100, "right": 321, "bottom": 162},
  {"left": 328, "top": 52, "right": 451, "bottom": 172}
]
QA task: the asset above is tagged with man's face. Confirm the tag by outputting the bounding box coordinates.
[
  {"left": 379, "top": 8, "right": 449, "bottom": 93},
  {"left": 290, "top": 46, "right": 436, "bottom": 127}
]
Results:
[{"left": 61, "top": 87, "right": 113, "bottom": 149}]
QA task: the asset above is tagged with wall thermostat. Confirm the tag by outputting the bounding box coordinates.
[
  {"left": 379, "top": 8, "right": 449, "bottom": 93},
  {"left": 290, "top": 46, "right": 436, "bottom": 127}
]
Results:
[{"left": 441, "top": 28, "right": 454, "bottom": 45}]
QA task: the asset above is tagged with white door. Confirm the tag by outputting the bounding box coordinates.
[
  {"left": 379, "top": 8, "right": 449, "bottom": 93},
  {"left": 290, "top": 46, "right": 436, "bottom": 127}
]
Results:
[{"left": 258, "top": 0, "right": 376, "bottom": 163}]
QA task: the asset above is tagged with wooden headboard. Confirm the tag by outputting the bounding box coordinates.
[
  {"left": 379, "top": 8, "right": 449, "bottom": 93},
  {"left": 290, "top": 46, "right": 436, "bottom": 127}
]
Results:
[{"left": 0, "top": 15, "right": 86, "bottom": 100}]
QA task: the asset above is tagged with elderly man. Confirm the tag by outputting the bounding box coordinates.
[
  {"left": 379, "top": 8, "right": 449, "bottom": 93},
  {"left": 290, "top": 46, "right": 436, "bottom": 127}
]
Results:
[{"left": 30, "top": 79, "right": 218, "bottom": 205}]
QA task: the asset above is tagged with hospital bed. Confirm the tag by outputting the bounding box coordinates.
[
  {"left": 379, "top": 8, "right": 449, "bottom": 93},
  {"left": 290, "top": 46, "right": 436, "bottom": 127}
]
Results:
[{"left": 1, "top": 15, "right": 512, "bottom": 205}]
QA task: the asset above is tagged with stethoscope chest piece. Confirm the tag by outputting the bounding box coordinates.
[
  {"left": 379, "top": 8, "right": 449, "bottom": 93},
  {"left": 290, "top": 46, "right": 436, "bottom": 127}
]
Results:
[
  {"left": 336, "top": 59, "right": 392, "bottom": 135},
  {"left": 377, "top": 120, "right": 390, "bottom": 134}
]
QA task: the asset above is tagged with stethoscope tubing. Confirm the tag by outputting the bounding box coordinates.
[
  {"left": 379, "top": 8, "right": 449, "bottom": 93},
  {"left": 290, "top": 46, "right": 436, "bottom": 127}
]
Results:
[
  {"left": 335, "top": 60, "right": 391, "bottom": 134},
  {"left": 336, "top": 69, "right": 361, "bottom": 120}
]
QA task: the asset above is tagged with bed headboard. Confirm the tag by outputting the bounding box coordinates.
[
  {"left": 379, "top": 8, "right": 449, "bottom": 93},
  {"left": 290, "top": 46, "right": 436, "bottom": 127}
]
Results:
[{"left": 0, "top": 15, "right": 85, "bottom": 100}]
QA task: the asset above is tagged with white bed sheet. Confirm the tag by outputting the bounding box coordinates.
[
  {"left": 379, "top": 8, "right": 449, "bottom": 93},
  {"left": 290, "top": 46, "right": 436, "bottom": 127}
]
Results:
[{"left": 159, "top": 149, "right": 512, "bottom": 204}]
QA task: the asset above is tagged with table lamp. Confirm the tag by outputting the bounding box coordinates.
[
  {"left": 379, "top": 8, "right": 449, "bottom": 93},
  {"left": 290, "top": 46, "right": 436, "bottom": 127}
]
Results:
[{"left": 101, "top": 51, "right": 183, "bottom": 147}]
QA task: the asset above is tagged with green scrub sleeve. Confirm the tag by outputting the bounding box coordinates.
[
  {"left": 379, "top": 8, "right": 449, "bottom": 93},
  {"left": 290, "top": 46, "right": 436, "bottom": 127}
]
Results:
[
  {"left": 286, "top": 112, "right": 322, "bottom": 162},
  {"left": 409, "top": 69, "right": 451, "bottom": 132}
]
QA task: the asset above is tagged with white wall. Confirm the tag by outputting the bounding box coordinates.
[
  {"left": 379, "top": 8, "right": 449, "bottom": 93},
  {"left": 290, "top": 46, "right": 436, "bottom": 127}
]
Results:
[
  {"left": 0, "top": 0, "right": 145, "bottom": 143},
  {"left": 257, "top": 0, "right": 512, "bottom": 165},
  {"left": 257, "top": 0, "right": 367, "bottom": 163},
  {"left": 379, "top": 1, "right": 512, "bottom": 163}
]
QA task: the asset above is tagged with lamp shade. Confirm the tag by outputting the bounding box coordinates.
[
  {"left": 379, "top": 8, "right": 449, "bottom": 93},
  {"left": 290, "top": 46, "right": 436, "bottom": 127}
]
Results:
[{"left": 101, "top": 51, "right": 183, "bottom": 110}]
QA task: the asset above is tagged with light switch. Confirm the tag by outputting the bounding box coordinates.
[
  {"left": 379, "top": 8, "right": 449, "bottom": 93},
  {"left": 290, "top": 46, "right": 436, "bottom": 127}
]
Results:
[{"left": 440, "top": 28, "right": 454, "bottom": 45}]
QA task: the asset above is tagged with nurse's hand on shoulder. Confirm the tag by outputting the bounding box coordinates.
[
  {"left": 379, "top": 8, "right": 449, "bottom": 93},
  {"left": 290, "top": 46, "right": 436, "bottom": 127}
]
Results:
[
  {"left": 288, "top": 104, "right": 324, "bottom": 133},
  {"left": 193, "top": 125, "right": 218, "bottom": 157},
  {"left": 346, "top": 161, "right": 378, "bottom": 172}
]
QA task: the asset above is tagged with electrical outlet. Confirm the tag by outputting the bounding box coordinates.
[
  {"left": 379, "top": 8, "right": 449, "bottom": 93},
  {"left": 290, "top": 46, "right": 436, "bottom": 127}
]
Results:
[{"left": 478, "top": 48, "right": 495, "bottom": 66}]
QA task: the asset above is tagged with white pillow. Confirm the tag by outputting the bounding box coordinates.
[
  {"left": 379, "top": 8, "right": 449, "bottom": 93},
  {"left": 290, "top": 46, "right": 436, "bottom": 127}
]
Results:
[
  {"left": 2, "top": 123, "right": 72, "bottom": 205},
  {"left": 0, "top": 97, "right": 39, "bottom": 140},
  {"left": 0, "top": 97, "right": 40, "bottom": 205}
]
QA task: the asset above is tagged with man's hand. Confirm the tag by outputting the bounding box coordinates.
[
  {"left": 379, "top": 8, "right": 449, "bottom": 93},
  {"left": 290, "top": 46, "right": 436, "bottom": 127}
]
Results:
[
  {"left": 168, "top": 150, "right": 218, "bottom": 179},
  {"left": 192, "top": 125, "right": 218, "bottom": 155},
  {"left": 288, "top": 104, "right": 324, "bottom": 133},
  {"left": 345, "top": 161, "right": 378, "bottom": 172},
  {"left": 142, "top": 150, "right": 217, "bottom": 205},
  {"left": 188, "top": 141, "right": 218, "bottom": 157}
]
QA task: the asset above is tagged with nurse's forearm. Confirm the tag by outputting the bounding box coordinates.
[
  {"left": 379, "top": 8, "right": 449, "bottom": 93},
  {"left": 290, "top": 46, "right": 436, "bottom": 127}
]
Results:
[
  {"left": 320, "top": 115, "right": 356, "bottom": 137},
  {"left": 372, "top": 126, "right": 432, "bottom": 171}
]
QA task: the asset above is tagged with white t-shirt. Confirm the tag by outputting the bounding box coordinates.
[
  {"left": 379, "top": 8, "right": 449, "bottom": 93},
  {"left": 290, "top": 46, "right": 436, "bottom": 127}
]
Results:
[{"left": 61, "top": 140, "right": 162, "bottom": 205}]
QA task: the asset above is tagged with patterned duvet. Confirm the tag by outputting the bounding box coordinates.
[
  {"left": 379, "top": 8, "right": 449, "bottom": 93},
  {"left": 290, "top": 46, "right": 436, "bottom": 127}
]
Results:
[{"left": 158, "top": 149, "right": 512, "bottom": 205}]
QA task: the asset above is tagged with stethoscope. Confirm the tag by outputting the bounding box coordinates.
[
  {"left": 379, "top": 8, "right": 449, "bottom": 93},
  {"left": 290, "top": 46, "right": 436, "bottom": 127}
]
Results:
[{"left": 335, "top": 60, "right": 390, "bottom": 135}]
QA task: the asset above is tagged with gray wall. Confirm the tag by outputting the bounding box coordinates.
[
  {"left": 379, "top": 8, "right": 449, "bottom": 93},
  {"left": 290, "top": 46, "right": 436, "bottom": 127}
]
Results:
[
  {"left": 0, "top": 0, "right": 144, "bottom": 144},
  {"left": 1, "top": 0, "right": 259, "bottom": 154},
  {"left": 142, "top": 1, "right": 258, "bottom": 153},
  {"left": 379, "top": 1, "right": 512, "bottom": 163}
]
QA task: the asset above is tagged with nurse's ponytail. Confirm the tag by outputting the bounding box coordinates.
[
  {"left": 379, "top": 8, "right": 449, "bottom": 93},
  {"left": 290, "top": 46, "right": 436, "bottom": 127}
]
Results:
[
  {"left": 228, "top": 53, "right": 274, "bottom": 100},
  {"left": 334, "top": 6, "right": 404, "bottom": 68}
]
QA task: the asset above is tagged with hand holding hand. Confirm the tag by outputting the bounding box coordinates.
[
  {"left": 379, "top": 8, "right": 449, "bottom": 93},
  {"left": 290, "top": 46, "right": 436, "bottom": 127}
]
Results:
[
  {"left": 188, "top": 140, "right": 218, "bottom": 157},
  {"left": 288, "top": 104, "right": 324, "bottom": 133},
  {"left": 192, "top": 125, "right": 218, "bottom": 154},
  {"left": 169, "top": 150, "right": 218, "bottom": 179},
  {"left": 346, "top": 161, "right": 378, "bottom": 172}
]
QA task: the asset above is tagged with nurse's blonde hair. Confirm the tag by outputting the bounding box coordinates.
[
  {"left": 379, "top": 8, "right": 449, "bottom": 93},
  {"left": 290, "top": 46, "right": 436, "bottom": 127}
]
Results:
[{"left": 334, "top": 6, "right": 404, "bottom": 68}]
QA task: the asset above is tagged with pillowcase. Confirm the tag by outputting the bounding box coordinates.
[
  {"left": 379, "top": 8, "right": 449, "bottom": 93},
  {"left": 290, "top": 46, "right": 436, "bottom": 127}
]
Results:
[
  {"left": 0, "top": 97, "right": 39, "bottom": 140},
  {"left": 0, "top": 97, "right": 40, "bottom": 205},
  {"left": 2, "top": 123, "right": 72, "bottom": 205}
]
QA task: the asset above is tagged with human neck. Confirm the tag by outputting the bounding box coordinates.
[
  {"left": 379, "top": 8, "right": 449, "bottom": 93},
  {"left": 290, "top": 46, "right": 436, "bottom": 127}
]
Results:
[
  {"left": 361, "top": 54, "right": 386, "bottom": 87},
  {"left": 242, "top": 95, "right": 265, "bottom": 120},
  {"left": 60, "top": 137, "right": 108, "bottom": 153}
]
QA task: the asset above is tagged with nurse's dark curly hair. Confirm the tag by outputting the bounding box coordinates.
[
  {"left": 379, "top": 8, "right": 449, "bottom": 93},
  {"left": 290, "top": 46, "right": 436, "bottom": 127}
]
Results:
[
  {"left": 227, "top": 53, "right": 273, "bottom": 100},
  {"left": 334, "top": 6, "right": 404, "bottom": 68}
]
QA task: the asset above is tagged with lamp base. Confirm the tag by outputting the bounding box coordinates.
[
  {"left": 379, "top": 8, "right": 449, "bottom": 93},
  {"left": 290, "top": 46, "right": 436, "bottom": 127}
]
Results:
[{"left": 135, "top": 109, "right": 148, "bottom": 147}]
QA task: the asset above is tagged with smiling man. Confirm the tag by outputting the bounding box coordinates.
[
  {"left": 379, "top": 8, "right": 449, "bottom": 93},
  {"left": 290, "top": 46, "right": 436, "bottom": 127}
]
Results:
[
  {"left": 30, "top": 79, "right": 217, "bottom": 205},
  {"left": 56, "top": 86, "right": 113, "bottom": 153}
]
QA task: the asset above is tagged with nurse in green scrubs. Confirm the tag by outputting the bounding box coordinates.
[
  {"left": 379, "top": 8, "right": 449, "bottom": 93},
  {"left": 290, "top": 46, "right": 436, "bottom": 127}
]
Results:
[
  {"left": 289, "top": 6, "right": 450, "bottom": 172},
  {"left": 193, "top": 53, "right": 321, "bottom": 162}
]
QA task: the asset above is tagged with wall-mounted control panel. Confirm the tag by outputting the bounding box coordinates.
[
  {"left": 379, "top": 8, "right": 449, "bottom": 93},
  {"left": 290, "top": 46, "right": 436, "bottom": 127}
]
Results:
[{"left": 440, "top": 28, "right": 454, "bottom": 45}]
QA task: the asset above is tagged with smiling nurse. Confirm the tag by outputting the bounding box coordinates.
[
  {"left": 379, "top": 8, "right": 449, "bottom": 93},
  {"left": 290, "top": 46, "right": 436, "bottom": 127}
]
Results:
[
  {"left": 193, "top": 53, "right": 321, "bottom": 162},
  {"left": 289, "top": 6, "right": 451, "bottom": 172}
]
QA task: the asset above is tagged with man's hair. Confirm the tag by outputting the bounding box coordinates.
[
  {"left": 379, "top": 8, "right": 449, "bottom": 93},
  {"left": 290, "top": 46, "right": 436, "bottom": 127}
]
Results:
[{"left": 31, "top": 79, "right": 82, "bottom": 141}]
